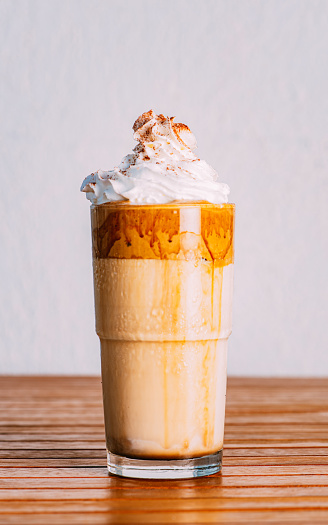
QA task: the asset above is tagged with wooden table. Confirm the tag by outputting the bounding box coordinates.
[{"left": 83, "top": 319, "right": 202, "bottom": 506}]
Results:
[{"left": 0, "top": 377, "right": 327, "bottom": 524}]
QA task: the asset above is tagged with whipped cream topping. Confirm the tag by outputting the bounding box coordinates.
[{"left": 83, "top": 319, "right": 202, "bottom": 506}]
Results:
[{"left": 81, "top": 110, "right": 230, "bottom": 205}]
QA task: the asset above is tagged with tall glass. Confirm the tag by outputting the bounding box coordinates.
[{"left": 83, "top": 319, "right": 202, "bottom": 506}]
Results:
[{"left": 90, "top": 202, "right": 235, "bottom": 479}]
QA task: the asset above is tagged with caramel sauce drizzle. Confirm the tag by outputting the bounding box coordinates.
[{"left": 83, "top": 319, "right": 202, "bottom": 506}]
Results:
[{"left": 91, "top": 203, "right": 234, "bottom": 266}]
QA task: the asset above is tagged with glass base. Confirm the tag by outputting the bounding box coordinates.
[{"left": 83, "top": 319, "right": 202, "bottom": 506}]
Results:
[{"left": 107, "top": 449, "right": 222, "bottom": 479}]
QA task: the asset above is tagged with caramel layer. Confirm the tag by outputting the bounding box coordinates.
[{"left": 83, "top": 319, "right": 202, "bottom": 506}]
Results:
[{"left": 91, "top": 202, "right": 234, "bottom": 267}]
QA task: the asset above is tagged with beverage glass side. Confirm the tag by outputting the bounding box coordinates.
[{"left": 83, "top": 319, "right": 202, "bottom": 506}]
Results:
[{"left": 91, "top": 202, "right": 235, "bottom": 479}]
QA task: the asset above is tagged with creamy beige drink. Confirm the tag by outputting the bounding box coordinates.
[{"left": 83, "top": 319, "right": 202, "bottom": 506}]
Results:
[
  {"left": 81, "top": 111, "right": 234, "bottom": 478},
  {"left": 92, "top": 203, "right": 234, "bottom": 460}
]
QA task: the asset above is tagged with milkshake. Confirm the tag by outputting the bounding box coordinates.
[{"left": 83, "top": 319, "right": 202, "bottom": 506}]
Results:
[{"left": 81, "top": 111, "right": 234, "bottom": 478}]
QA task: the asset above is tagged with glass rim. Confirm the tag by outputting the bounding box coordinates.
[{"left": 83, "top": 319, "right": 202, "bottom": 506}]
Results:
[{"left": 91, "top": 201, "right": 235, "bottom": 211}]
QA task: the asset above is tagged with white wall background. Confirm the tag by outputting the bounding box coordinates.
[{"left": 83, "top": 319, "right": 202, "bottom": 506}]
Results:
[{"left": 1, "top": 0, "right": 327, "bottom": 375}]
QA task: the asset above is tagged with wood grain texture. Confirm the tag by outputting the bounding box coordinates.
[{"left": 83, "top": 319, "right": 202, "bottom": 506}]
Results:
[{"left": 0, "top": 376, "right": 328, "bottom": 524}]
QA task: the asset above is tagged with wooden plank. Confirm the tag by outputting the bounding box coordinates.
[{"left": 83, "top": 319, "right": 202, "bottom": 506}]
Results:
[
  {"left": 2, "top": 455, "right": 328, "bottom": 468},
  {"left": 1, "top": 475, "right": 328, "bottom": 490},
  {"left": 0, "top": 510, "right": 328, "bottom": 524},
  {"left": 2, "top": 464, "right": 328, "bottom": 477},
  {"left": 2, "top": 486, "right": 328, "bottom": 500},
  {"left": 225, "top": 457, "right": 328, "bottom": 466},
  {"left": 0, "top": 459, "right": 105, "bottom": 467},
  {"left": 2, "top": 446, "right": 328, "bottom": 459},
  {"left": 0, "top": 450, "right": 107, "bottom": 459},
  {"left": 1, "top": 497, "right": 328, "bottom": 512},
  {"left": 0, "top": 467, "right": 107, "bottom": 478},
  {"left": 0, "top": 441, "right": 106, "bottom": 450},
  {"left": 3, "top": 437, "right": 328, "bottom": 447}
]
